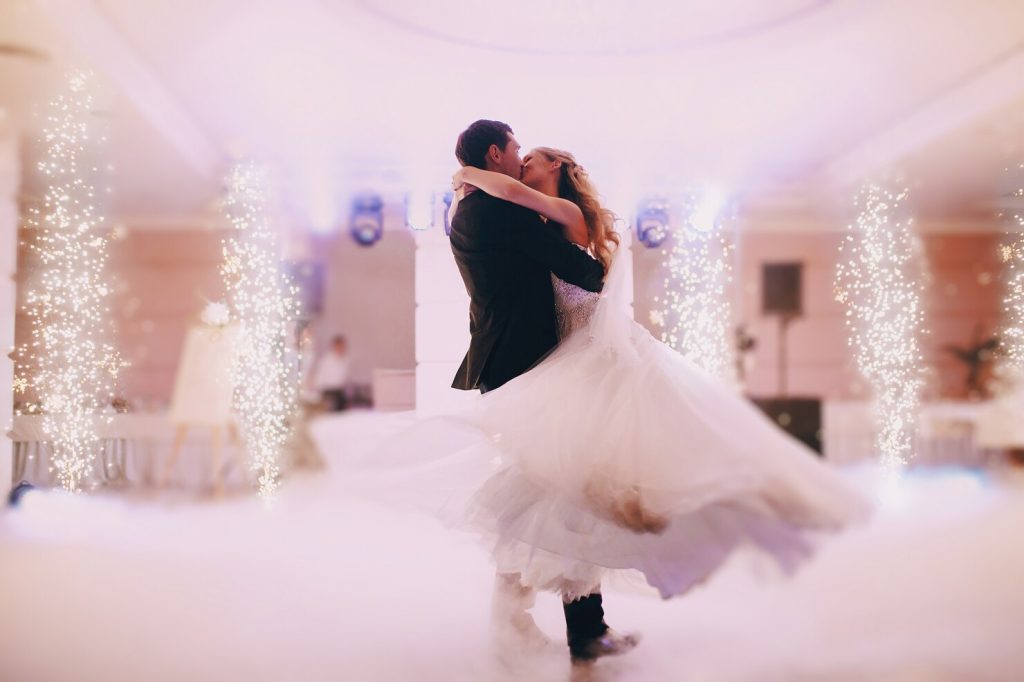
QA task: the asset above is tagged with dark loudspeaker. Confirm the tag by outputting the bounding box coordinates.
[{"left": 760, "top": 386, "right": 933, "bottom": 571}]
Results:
[
  {"left": 762, "top": 263, "right": 803, "bottom": 316},
  {"left": 750, "top": 397, "right": 822, "bottom": 455}
]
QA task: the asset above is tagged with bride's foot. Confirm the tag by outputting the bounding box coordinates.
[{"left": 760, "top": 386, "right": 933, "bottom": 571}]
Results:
[
  {"left": 491, "top": 610, "right": 553, "bottom": 656},
  {"left": 491, "top": 574, "right": 551, "bottom": 652},
  {"left": 502, "top": 611, "right": 552, "bottom": 650}
]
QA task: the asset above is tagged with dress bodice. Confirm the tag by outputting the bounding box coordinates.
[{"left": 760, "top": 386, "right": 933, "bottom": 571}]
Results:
[{"left": 552, "top": 273, "right": 600, "bottom": 339}]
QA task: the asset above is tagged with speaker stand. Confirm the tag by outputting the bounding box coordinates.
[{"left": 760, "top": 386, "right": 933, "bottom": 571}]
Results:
[{"left": 777, "top": 314, "right": 794, "bottom": 398}]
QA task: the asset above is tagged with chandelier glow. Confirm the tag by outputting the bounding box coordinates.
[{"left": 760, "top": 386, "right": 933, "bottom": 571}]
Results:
[
  {"left": 653, "top": 192, "right": 735, "bottom": 382},
  {"left": 220, "top": 162, "right": 298, "bottom": 497},
  {"left": 834, "top": 184, "right": 926, "bottom": 468},
  {"left": 15, "top": 70, "right": 124, "bottom": 491}
]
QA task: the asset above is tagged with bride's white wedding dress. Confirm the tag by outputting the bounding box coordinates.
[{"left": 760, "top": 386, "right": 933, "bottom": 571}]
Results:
[{"left": 348, "top": 250, "right": 870, "bottom": 600}]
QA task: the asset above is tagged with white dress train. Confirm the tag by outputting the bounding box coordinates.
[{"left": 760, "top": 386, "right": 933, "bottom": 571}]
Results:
[{"left": 347, "top": 250, "right": 871, "bottom": 600}]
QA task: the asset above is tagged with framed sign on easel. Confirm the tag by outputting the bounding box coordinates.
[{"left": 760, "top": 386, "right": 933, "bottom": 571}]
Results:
[{"left": 159, "top": 304, "right": 243, "bottom": 496}]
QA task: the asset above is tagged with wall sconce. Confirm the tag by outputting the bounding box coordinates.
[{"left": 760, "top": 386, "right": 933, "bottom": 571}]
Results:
[
  {"left": 636, "top": 198, "right": 671, "bottom": 248},
  {"left": 350, "top": 194, "right": 384, "bottom": 247}
]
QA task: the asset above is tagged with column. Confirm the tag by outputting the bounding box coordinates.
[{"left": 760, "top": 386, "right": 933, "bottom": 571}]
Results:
[
  {"left": 0, "top": 125, "right": 19, "bottom": 500},
  {"left": 413, "top": 201, "right": 478, "bottom": 416}
]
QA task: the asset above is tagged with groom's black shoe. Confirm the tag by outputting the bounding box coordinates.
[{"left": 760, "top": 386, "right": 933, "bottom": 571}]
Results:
[
  {"left": 564, "top": 593, "right": 639, "bottom": 664},
  {"left": 569, "top": 628, "right": 640, "bottom": 664}
]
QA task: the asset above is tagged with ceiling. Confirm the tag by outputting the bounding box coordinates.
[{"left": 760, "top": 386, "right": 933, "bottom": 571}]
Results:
[{"left": 0, "top": 0, "right": 1022, "bottom": 229}]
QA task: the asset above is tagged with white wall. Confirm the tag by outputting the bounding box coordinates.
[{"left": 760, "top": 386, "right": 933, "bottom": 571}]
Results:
[
  {"left": 317, "top": 208, "right": 417, "bottom": 389},
  {"left": 414, "top": 210, "right": 478, "bottom": 416}
]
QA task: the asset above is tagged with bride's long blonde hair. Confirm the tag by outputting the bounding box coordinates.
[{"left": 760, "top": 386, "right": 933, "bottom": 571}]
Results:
[{"left": 533, "top": 147, "right": 620, "bottom": 272}]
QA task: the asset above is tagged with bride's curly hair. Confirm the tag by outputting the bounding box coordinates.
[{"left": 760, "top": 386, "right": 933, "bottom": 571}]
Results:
[{"left": 533, "top": 147, "right": 620, "bottom": 272}]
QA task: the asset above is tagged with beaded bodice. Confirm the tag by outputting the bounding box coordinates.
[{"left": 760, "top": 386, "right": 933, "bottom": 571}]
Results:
[{"left": 552, "top": 273, "right": 600, "bottom": 339}]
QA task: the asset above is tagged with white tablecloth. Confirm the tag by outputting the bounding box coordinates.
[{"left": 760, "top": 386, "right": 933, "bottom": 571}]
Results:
[
  {"left": 8, "top": 413, "right": 249, "bottom": 490},
  {"left": 823, "top": 400, "right": 1003, "bottom": 466}
]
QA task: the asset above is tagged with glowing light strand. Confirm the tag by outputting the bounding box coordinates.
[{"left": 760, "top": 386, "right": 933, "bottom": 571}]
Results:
[
  {"left": 220, "top": 162, "right": 298, "bottom": 497},
  {"left": 653, "top": 193, "right": 736, "bottom": 382},
  {"left": 834, "top": 184, "right": 926, "bottom": 468},
  {"left": 998, "top": 164, "right": 1024, "bottom": 384},
  {"left": 14, "top": 70, "right": 124, "bottom": 491}
]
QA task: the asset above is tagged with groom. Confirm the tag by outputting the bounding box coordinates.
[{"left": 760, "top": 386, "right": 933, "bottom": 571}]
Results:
[{"left": 448, "top": 119, "right": 635, "bottom": 663}]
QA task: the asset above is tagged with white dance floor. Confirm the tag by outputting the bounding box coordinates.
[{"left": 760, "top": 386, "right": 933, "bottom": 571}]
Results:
[{"left": 2, "top": 412, "right": 1023, "bottom": 681}]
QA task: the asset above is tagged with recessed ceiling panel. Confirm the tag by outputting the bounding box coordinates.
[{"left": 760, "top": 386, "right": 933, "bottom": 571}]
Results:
[{"left": 354, "top": 0, "right": 834, "bottom": 55}]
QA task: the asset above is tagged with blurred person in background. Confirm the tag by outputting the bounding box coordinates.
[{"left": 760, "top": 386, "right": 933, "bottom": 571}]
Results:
[{"left": 312, "top": 335, "right": 350, "bottom": 412}]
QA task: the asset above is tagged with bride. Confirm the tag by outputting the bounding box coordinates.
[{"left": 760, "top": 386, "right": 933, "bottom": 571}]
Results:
[{"left": 345, "top": 145, "right": 870, "bottom": 662}]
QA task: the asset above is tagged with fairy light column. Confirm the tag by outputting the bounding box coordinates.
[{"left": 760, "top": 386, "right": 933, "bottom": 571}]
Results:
[
  {"left": 655, "top": 191, "right": 736, "bottom": 383},
  {"left": 220, "top": 161, "right": 298, "bottom": 497},
  {"left": 14, "top": 70, "right": 123, "bottom": 492},
  {"left": 834, "top": 183, "right": 926, "bottom": 469}
]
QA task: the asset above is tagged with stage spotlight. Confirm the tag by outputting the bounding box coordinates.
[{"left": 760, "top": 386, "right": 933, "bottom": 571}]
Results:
[
  {"left": 8, "top": 480, "right": 35, "bottom": 507},
  {"left": 350, "top": 194, "right": 384, "bottom": 247},
  {"left": 636, "top": 198, "right": 671, "bottom": 248},
  {"left": 406, "top": 190, "right": 434, "bottom": 231}
]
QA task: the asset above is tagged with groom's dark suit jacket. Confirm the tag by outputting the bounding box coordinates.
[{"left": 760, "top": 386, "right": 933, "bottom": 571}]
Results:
[{"left": 449, "top": 190, "right": 605, "bottom": 392}]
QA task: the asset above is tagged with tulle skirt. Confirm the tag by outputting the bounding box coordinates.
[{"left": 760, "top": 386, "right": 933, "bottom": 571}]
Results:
[{"left": 328, "top": 284, "right": 871, "bottom": 600}]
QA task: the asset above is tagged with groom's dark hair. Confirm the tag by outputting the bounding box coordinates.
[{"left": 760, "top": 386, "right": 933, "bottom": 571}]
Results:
[{"left": 455, "top": 119, "right": 513, "bottom": 169}]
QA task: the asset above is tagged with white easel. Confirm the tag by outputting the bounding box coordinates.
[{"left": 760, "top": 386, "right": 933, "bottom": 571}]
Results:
[{"left": 159, "top": 323, "right": 243, "bottom": 495}]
